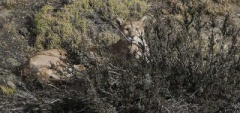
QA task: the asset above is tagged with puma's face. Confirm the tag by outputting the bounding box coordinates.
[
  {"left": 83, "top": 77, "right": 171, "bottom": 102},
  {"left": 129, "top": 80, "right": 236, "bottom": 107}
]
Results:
[
  {"left": 121, "top": 21, "right": 145, "bottom": 41},
  {"left": 117, "top": 16, "right": 147, "bottom": 42},
  {"left": 116, "top": 16, "right": 150, "bottom": 59}
]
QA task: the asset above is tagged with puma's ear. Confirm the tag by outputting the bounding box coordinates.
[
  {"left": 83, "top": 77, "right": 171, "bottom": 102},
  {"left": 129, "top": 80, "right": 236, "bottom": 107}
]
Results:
[{"left": 116, "top": 17, "right": 123, "bottom": 25}]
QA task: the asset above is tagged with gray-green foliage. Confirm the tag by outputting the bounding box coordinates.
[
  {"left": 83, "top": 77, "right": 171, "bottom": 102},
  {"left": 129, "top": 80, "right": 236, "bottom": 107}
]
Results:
[{"left": 34, "top": 0, "right": 147, "bottom": 49}]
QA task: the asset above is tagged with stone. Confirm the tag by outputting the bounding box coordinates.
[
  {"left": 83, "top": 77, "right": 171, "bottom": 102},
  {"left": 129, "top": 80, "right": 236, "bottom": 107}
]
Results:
[{"left": 7, "top": 81, "right": 16, "bottom": 89}]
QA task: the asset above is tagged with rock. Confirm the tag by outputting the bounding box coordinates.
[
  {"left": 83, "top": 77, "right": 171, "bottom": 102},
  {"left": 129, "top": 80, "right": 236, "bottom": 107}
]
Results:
[
  {"left": 7, "top": 81, "right": 16, "bottom": 89},
  {"left": 237, "top": 14, "right": 240, "bottom": 18},
  {"left": 161, "top": 9, "right": 169, "bottom": 15}
]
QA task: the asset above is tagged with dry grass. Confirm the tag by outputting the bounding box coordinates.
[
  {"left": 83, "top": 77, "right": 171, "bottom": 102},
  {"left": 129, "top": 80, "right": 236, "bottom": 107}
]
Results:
[
  {"left": 2, "top": 0, "right": 27, "bottom": 9},
  {"left": 0, "top": 85, "right": 15, "bottom": 96}
]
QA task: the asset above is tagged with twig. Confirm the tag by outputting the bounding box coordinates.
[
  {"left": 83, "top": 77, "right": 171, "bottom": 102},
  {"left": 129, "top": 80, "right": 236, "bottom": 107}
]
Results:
[
  {"left": 108, "top": 70, "right": 122, "bottom": 76},
  {"left": 50, "top": 99, "right": 62, "bottom": 104},
  {"left": 108, "top": 18, "right": 127, "bottom": 40},
  {"left": 190, "top": 88, "right": 199, "bottom": 98},
  {"left": 43, "top": 83, "right": 60, "bottom": 90}
]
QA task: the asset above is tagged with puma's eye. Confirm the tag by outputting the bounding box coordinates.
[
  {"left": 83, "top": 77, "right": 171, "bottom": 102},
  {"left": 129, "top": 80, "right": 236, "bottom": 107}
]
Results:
[{"left": 125, "top": 28, "right": 130, "bottom": 31}]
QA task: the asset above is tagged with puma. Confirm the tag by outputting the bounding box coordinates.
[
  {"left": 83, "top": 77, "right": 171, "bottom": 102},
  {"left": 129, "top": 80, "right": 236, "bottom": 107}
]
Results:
[
  {"left": 111, "top": 16, "right": 150, "bottom": 60},
  {"left": 21, "top": 49, "right": 85, "bottom": 82}
]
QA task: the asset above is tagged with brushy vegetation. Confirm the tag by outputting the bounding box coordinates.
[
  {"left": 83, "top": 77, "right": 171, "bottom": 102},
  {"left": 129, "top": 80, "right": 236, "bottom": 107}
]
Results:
[
  {"left": 2, "top": 0, "right": 16, "bottom": 9},
  {"left": 0, "top": 85, "right": 15, "bottom": 96},
  {"left": 34, "top": 0, "right": 147, "bottom": 50},
  {"left": 11, "top": 0, "right": 240, "bottom": 112},
  {"left": 50, "top": 1, "right": 239, "bottom": 112},
  {"left": 164, "top": 0, "right": 240, "bottom": 16},
  {"left": 2, "top": 0, "right": 27, "bottom": 9}
]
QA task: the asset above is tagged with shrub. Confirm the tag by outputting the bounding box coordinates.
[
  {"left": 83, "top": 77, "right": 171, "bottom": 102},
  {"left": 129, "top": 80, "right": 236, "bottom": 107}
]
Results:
[
  {"left": 0, "top": 85, "right": 15, "bottom": 96},
  {"left": 34, "top": 4, "right": 90, "bottom": 49},
  {"left": 84, "top": 1, "right": 240, "bottom": 112},
  {"left": 2, "top": 0, "right": 27, "bottom": 9},
  {"left": 97, "top": 31, "right": 120, "bottom": 46},
  {"left": 2, "top": 0, "right": 16, "bottom": 9},
  {"left": 34, "top": 0, "right": 147, "bottom": 50},
  {"left": 28, "top": 0, "right": 240, "bottom": 112}
]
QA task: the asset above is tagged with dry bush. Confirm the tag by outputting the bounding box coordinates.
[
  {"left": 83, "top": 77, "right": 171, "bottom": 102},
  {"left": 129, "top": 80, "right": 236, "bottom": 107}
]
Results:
[
  {"left": 79, "top": 1, "right": 240, "bottom": 112},
  {"left": 2, "top": 0, "right": 27, "bottom": 9},
  {"left": 148, "top": 0, "right": 238, "bottom": 16},
  {"left": 33, "top": 0, "right": 147, "bottom": 50},
  {"left": 21, "top": 0, "right": 240, "bottom": 112}
]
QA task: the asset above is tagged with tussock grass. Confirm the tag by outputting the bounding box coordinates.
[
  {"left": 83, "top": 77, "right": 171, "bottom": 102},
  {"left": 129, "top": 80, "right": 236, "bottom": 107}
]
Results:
[
  {"left": 0, "top": 85, "right": 15, "bottom": 96},
  {"left": 34, "top": 0, "right": 147, "bottom": 50}
]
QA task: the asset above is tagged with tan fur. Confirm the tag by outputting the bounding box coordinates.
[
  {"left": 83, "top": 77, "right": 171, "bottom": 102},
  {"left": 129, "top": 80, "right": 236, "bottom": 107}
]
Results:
[
  {"left": 22, "top": 17, "right": 151, "bottom": 82},
  {"left": 22, "top": 49, "right": 83, "bottom": 82},
  {"left": 113, "top": 16, "right": 150, "bottom": 59}
]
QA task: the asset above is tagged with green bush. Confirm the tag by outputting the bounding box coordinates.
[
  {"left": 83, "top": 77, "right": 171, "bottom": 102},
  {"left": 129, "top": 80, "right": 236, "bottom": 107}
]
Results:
[
  {"left": 34, "top": 0, "right": 147, "bottom": 50},
  {"left": 34, "top": 4, "right": 90, "bottom": 49},
  {"left": 0, "top": 85, "right": 15, "bottom": 96}
]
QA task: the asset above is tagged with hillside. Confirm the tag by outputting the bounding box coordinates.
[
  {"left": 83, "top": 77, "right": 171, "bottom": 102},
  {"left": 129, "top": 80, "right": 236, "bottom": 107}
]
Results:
[{"left": 0, "top": 0, "right": 240, "bottom": 112}]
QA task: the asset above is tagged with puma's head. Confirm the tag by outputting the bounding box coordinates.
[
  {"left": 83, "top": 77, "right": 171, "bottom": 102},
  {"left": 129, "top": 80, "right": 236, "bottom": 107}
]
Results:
[
  {"left": 116, "top": 16, "right": 150, "bottom": 59},
  {"left": 116, "top": 16, "right": 147, "bottom": 42}
]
